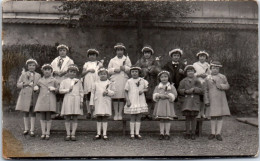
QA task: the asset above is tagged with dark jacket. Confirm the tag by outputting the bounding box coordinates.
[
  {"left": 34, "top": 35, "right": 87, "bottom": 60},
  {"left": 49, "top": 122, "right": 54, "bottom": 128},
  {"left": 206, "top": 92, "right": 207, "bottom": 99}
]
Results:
[
  {"left": 135, "top": 56, "right": 161, "bottom": 100},
  {"left": 163, "top": 61, "right": 185, "bottom": 89},
  {"left": 178, "top": 77, "right": 203, "bottom": 112}
]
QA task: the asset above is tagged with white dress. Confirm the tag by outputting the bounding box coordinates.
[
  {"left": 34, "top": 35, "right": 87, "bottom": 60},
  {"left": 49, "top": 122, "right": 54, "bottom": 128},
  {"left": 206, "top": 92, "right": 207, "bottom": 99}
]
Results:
[
  {"left": 108, "top": 55, "right": 131, "bottom": 98},
  {"left": 59, "top": 78, "right": 84, "bottom": 116},
  {"left": 124, "top": 78, "right": 149, "bottom": 114},
  {"left": 82, "top": 61, "right": 103, "bottom": 94},
  {"left": 51, "top": 56, "right": 74, "bottom": 83},
  {"left": 193, "top": 61, "right": 210, "bottom": 84},
  {"left": 90, "top": 80, "right": 115, "bottom": 117}
]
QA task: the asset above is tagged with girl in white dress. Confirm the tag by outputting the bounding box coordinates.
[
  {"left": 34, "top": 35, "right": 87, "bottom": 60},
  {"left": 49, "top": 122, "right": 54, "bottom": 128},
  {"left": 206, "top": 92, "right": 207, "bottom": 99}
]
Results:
[
  {"left": 82, "top": 49, "right": 103, "bottom": 119},
  {"left": 51, "top": 44, "right": 74, "bottom": 118},
  {"left": 124, "top": 67, "right": 148, "bottom": 139},
  {"left": 108, "top": 43, "right": 132, "bottom": 120},
  {"left": 90, "top": 68, "right": 115, "bottom": 141},
  {"left": 59, "top": 64, "right": 83, "bottom": 141},
  {"left": 193, "top": 51, "right": 210, "bottom": 118}
]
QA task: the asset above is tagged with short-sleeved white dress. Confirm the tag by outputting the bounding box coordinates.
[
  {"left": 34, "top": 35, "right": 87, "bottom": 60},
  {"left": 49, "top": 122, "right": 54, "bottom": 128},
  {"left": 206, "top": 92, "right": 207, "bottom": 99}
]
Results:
[{"left": 124, "top": 78, "right": 149, "bottom": 114}]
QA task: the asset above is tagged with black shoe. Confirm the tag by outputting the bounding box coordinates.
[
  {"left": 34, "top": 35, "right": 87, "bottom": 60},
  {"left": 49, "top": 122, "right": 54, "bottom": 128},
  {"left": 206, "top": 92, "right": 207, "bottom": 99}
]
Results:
[
  {"left": 130, "top": 135, "right": 135, "bottom": 140},
  {"left": 45, "top": 135, "right": 50, "bottom": 140},
  {"left": 135, "top": 134, "right": 143, "bottom": 140},
  {"left": 40, "top": 134, "right": 45, "bottom": 140},
  {"left": 159, "top": 134, "right": 164, "bottom": 140},
  {"left": 23, "top": 130, "right": 29, "bottom": 135},
  {"left": 29, "top": 131, "right": 35, "bottom": 137},
  {"left": 146, "top": 115, "right": 153, "bottom": 120},
  {"left": 208, "top": 134, "right": 215, "bottom": 140},
  {"left": 54, "top": 114, "right": 61, "bottom": 119},
  {"left": 184, "top": 133, "right": 191, "bottom": 140},
  {"left": 216, "top": 134, "right": 223, "bottom": 141},
  {"left": 191, "top": 134, "right": 196, "bottom": 140},
  {"left": 141, "top": 115, "right": 148, "bottom": 121},
  {"left": 86, "top": 113, "right": 91, "bottom": 119},
  {"left": 103, "top": 135, "right": 109, "bottom": 141},
  {"left": 71, "top": 136, "right": 77, "bottom": 141},
  {"left": 164, "top": 135, "right": 170, "bottom": 140},
  {"left": 93, "top": 134, "right": 101, "bottom": 140},
  {"left": 64, "top": 135, "right": 70, "bottom": 141}
]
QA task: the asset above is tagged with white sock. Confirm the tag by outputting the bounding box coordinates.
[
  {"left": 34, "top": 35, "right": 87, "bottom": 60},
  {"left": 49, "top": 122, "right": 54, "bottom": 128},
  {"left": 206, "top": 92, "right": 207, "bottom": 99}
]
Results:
[
  {"left": 65, "top": 122, "right": 70, "bottom": 136},
  {"left": 135, "top": 122, "right": 141, "bottom": 135},
  {"left": 211, "top": 120, "right": 216, "bottom": 135},
  {"left": 86, "top": 100, "right": 90, "bottom": 113},
  {"left": 118, "top": 102, "right": 124, "bottom": 119},
  {"left": 71, "top": 121, "right": 78, "bottom": 136},
  {"left": 160, "top": 122, "right": 165, "bottom": 135},
  {"left": 30, "top": 117, "right": 36, "bottom": 132},
  {"left": 102, "top": 122, "right": 108, "bottom": 136},
  {"left": 40, "top": 120, "right": 46, "bottom": 135},
  {"left": 24, "top": 117, "right": 29, "bottom": 131},
  {"left": 165, "top": 122, "right": 171, "bottom": 135},
  {"left": 97, "top": 122, "right": 102, "bottom": 135},
  {"left": 57, "top": 101, "right": 62, "bottom": 114},
  {"left": 130, "top": 122, "right": 135, "bottom": 135},
  {"left": 113, "top": 102, "right": 118, "bottom": 120},
  {"left": 216, "top": 119, "right": 223, "bottom": 135},
  {"left": 46, "top": 120, "right": 52, "bottom": 135}
]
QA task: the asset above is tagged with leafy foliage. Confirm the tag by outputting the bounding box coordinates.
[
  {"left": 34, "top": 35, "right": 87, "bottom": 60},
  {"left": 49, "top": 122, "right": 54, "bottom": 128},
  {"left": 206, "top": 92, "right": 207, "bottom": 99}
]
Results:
[
  {"left": 58, "top": 1, "right": 197, "bottom": 26},
  {"left": 2, "top": 44, "right": 57, "bottom": 105},
  {"left": 2, "top": 44, "right": 87, "bottom": 105}
]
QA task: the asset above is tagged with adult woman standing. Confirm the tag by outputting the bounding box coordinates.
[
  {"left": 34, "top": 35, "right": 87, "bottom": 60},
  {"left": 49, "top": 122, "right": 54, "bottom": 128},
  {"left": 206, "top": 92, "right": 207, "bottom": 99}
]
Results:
[{"left": 135, "top": 45, "right": 161, "bottom": 119}]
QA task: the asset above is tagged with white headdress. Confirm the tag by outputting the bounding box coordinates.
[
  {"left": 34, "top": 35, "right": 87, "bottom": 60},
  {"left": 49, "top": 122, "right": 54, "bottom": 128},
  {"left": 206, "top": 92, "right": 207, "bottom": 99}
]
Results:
[
  {"left": 196, "top": 51, "right": 209, "bottom": 57},
  {"left": 141, "top": 45, "right": 154, "bottom": 54},
  {"left": 57, "top": 44, "right": 69, "bottom": 51},
  {"left": 41, "top": 64, "right": 53, "bottom": 70},
  {"left": 169, "top": 48, "right": 183, "bottom": 57},
  {"left": 26, "top": 59, "right": 38, "bottom": 65}
]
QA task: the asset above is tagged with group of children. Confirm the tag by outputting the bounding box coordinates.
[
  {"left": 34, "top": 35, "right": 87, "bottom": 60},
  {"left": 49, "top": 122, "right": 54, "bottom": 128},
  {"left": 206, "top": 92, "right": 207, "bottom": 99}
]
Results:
[{"left": 15, "top": 43, "right": 230, "bottom": 142}]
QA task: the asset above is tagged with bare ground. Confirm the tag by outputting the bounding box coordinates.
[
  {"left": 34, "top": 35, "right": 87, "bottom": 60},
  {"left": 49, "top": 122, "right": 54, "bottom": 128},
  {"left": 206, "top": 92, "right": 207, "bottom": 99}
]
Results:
[{"left": 2, "top": 111, "right": 259, "bottom": 159}]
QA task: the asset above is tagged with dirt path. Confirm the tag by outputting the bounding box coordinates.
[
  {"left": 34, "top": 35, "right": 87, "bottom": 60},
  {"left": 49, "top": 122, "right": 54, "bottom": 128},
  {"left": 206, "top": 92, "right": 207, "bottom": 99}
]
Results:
[{"left": 2, "top": 111, "right": 258, "bottom": 158}]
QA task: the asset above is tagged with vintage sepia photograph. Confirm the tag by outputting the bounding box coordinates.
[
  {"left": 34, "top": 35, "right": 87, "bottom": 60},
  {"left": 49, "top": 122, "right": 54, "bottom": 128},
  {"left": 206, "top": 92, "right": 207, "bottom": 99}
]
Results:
[{"left": 2, "top": 0, "right": 258, "bottom": 159}]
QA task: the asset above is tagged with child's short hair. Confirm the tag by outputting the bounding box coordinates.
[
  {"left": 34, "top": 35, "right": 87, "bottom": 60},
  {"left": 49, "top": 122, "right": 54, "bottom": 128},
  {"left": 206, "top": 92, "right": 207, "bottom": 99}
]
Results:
[
  {"left": 41, "top": 64, "right": 53, "bottom": 72},
  {"left": 130, "top": 66, "right": 142, "bottom": 76},
  {"left": 67, "top": 64, "right": 79, "bottom": 73},
  {"left": 158, "top": 71, "right": 170, "bottom": 82},
  {"left": 184, "top": 65, "right": 196, "bottom": 76},
  {"left": 24, "top": 59, "right": 38, "bottom": 71},
  {"left": 196, "top": 51, "right": 209, "bottom": 59},
  {"left": 87, "top": 49, "right": 99, "bottom": 57},
  {"left": 169, "top": 48, "right": 183, "bottom": 57}
]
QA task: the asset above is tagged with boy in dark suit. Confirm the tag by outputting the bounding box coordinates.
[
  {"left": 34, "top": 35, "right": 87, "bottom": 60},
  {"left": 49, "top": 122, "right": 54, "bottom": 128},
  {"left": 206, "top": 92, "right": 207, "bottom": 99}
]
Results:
[
  {"left": 163, "top": 48, "right": 186, "bottom": 118},
  {"left": 163, "top": 48, "right": 185, "bottom": 90}
]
